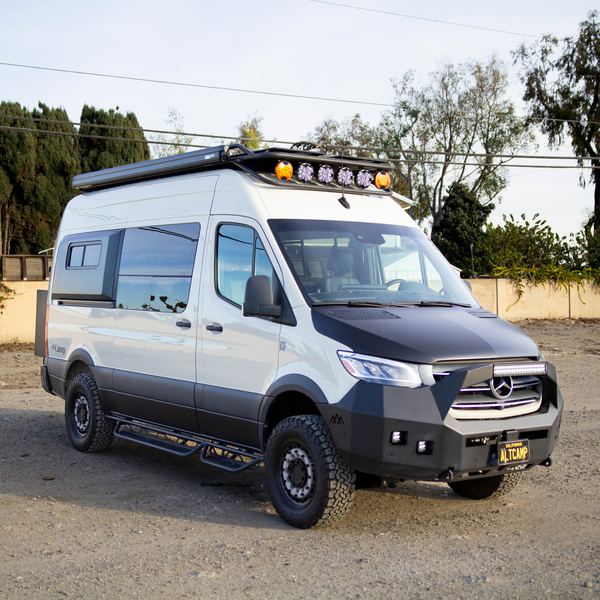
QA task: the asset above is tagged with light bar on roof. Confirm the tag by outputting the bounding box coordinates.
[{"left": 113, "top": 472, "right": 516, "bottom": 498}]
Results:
[
  {"left": 317, "top": 164, "right": 334, "bottom": 184},
  {"left": 297, "top": 162, "right": 314, "bottom": 182},
  {"left": 356, "top": 169, "right": 373, "bottom": 189},
  {"left": 336, "top": 167, "right": 354, "bottom": 186}
]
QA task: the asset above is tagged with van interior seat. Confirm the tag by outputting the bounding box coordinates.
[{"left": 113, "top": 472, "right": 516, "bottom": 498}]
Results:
[{"left": 319, "top": 247, "right": 360, "bottom": 292}]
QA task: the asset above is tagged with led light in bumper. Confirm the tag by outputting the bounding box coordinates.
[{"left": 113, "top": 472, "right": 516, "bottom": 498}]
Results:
[
  {"left": 337, "top": 351, "right": 421, "bottom": 387},
  {"left": 416, "top": 440, "right": 433, "bottom": 454}
]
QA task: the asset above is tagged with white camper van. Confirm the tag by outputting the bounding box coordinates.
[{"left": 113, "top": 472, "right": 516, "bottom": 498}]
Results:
[{"left": 38, "top": 145, "right": 563, "bottom": 528}]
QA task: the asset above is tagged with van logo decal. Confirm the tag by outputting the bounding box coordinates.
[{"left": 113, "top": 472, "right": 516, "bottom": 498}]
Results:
[
  {"left": 51, "top": 344, "right": 66, "bottom": 355},
  {"left": 279, "top": 342, "right": 286, "bottom": 351},
  {"left": 330, "top": 414, "right": 344, "bottom": 426},
  {"left": 489, "top": 376, "right": 514, "bottom": 400}
]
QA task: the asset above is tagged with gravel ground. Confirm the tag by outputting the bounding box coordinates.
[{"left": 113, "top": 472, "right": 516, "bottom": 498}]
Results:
[{"left": 0, "top": 320, "right": 599, "bottom": 599}]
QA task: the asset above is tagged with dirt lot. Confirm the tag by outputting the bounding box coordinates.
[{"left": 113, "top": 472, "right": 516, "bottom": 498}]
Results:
[{"left": 0, "top": 320, "right": 599, "bottom": 599}]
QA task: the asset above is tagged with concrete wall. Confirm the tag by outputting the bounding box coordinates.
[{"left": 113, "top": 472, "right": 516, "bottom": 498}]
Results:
[
  {"left": 1, "top": 279, "right": 599, "bottom": 344},
  {"left": 1, "top": 281, "right": 48, "bottom": 344},
  {"left": 467, "top": 278, "right": 600, "bottom": 321}
]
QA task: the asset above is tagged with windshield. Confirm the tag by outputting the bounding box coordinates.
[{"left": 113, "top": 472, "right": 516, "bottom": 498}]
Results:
[{"left": 269, "top": 219, "right": 476, "bottom": 307}]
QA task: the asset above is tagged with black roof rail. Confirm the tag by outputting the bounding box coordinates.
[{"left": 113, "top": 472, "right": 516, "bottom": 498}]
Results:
[{"left": 72, "top": 144, "right": 393, "bottom": 195}]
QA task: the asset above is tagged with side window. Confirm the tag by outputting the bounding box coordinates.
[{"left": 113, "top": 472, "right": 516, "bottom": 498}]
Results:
[
  {"left": 216, "top": 224, "right": 274, "bottom": 306},
  {"left": 67, "top": 243, "right": 101, "bottom": 268},
  {"left": 116, "top": 223, "right": 200, "bottom": 313}
]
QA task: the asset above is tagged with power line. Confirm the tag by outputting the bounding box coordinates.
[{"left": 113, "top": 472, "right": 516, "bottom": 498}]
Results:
[
  {"left": 307, "top": 0, "right": 542, "bottom": 38},
  {"left": 2, "top": 61, "right": 598, "bottom": 128},
  {"left": 0, "top": 123, "right": 597, "bottom": 169},
  {"left": 0, "top": 61, "right": 393, "bottom": 109},
  {"left": 1, "top": 115, "right": 595, "bottom": 163}
]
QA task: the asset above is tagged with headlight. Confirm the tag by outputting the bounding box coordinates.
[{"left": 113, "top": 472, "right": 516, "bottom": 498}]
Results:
[{"left": 337, "top": 351, "right": 422, "bottom": 388}]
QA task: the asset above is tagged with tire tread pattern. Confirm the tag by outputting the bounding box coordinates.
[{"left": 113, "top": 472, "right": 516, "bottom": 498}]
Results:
[
  {"left": 66, "top": 373, "right": 114, "bottom": 452},
  {"left": 266, "top": 415, "right": 355, "bottom": 529}
]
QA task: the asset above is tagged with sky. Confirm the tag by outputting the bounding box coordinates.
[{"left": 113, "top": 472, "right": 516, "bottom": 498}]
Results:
[{"left": 0, "top": 0, "right": 596, "bottom": 238}]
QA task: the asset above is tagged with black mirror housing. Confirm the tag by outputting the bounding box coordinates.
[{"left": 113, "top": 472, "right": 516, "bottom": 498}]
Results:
[{"left": 243, "top": 275, "right": 282, "bottom": 318}]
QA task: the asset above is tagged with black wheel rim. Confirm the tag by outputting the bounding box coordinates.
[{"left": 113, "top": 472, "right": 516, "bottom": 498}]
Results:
[
  {"left": 73, "top": 394, "right": 90, "bottom": 436},
  {"left": 278, "top": 440, "right": 315, "bottom": 506}
]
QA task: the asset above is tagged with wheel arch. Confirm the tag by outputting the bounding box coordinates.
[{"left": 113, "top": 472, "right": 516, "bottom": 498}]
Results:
[
  {"left": 260, "top": 375, "right": 329, "bottom": 450},
  {"left": 64, "top": 348, "right": 95, "bottom": 389}
]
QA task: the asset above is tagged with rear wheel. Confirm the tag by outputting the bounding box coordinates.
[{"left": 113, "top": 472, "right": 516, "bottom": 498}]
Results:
[
  {"left": 265, "top": 415, "right": 355, "bottom": 529},
  {"left": 448, "top": 471, "right": 523, "bottom": 500},
  {"left": 65, "top": 373, "right": 114, "bottom": 452}
]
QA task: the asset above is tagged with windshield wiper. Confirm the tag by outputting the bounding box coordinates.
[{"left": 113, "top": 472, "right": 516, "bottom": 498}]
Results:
[
  {"left": 313, "top": 301, "right": 389, "bottom": 307},
  {"left": 387, "top": 300, "right": 471, "bottom": 308},
  {"left": 417, "top": 300, "right": 471, "bottom": 307}
]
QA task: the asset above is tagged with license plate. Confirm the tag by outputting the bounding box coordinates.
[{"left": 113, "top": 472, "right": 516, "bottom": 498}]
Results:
[{"left": 498, "top": 439, "right": 530, "bottom": 465}]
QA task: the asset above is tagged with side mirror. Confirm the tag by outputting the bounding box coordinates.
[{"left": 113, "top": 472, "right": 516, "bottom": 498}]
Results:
[
  {"left": 463, "top": 280, "right": 472, "bottom": 292},
  {"left": 243, "top": 275, "right": 282, "bottom": 318}
]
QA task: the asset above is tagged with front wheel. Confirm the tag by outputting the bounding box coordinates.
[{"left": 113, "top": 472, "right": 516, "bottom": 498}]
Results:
[
  {"left": 265, "top": 415, "right": 355, "bottom": 529},
  {"left": 65, "top": 373, "right": 114, "bottom": 452},
  {"left": 448, "top": 471, "right": 523, "bottom": 500}
]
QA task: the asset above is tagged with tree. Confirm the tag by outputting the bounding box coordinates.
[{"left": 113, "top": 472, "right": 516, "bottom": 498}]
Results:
[
  {"left": 303, "top": 114, "right": 411, "bottom": 200},
  {"left": 378, "top": 57, "right": 534, "bottom": 227},
  {"left": 431, "top": 182, "right": 494, "bottom": 277},
  {"left": 77, "top": 105, "right": 150, "bottom": 173},
  {"left": 0, "top": 101, "right": 80, "bottom": 254},
  {"left": 513, "top": 10, "right": 600, "bottom": 229},
  {"left": 150, "top": 106, "right": 194, "bottom": 159},
  {"left": 25, "top": 103, "right": 80, "bottom": 253},
  {"left": 237, "top": 115, "right": 265, "bottom": 150},
  {"left": 0, "top": 102, "right": 36, "bottom": 254}
]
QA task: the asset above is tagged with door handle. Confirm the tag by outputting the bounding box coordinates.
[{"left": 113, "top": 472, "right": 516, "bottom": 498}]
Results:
[
  {"left": 176, "top": 319, "right": 192, "bottom": 329},
  {"left": 206, "top": 323, "right": 223, "bottom": 333}
]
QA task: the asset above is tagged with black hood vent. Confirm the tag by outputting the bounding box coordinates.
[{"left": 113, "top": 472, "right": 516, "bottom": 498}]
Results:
[{"left": 326, "top": 309, "right": 401, "bottom": 321}]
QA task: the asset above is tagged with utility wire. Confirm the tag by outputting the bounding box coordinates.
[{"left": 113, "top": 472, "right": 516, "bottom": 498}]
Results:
[
  {"left": 1, "top": 61, "right": 597, "bottom": 129},
  {"left": 1, "top": 115, "right": 595, "bottom": 164},
  {"left": 0, "top": 124, "right": 597, "bottom": 169},
  {"left": 0, "top": 61, "right": 393, "bottom": 109},
  {"left": 307, "top": 0, "right": 542, "bottom": 38}
]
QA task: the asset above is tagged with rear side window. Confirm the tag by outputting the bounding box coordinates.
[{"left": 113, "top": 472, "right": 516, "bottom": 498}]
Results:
[
  {"left": 68, "top": 243, "right": 101, "bottom": 268},
  {"left": 116, "top": 223, "right": 200, "bottom": 313}
]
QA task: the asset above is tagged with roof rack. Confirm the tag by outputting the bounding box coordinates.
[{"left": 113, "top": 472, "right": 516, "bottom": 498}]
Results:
[{"left": 72, "top": 144, "right": 394, "bottom": 196}]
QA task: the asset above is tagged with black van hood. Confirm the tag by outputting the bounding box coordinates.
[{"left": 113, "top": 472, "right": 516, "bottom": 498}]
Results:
[{"left": 311, "top": 305, "right": 539, "bottom": 364}]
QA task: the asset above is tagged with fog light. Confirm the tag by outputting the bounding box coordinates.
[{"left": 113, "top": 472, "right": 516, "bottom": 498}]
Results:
[
  {"left": 390, "top": 431, "right": 404, "bottom": 445},
  {"left": 416, "top": 440, "right": 433, "bottom": 454}
]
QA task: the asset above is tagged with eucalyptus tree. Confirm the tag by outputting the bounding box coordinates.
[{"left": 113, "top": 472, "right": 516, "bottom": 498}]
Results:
[{"left": 514, "top": 10, "right": 600, "bottom": 230}]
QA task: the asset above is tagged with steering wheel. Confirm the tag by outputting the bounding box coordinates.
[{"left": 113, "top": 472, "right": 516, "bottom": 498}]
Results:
[{"left": 386, "top": 279, "right": 406, "bottom": 289}]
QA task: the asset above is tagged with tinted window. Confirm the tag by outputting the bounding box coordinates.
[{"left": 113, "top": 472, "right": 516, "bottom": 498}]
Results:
[
  {"left": 116, "top": 223, "right": 200, "bottom": 313},
  {"left": 67, "top": 243, "right": 101, "bottom": 268},
  {"left": 216, "top": 224, "right": 274, "bottom": 306}
]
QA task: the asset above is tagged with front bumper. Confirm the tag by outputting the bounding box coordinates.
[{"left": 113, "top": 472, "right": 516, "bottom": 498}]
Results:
[{"left": 320, "top": 363, "right": 563, "bottom": 481}]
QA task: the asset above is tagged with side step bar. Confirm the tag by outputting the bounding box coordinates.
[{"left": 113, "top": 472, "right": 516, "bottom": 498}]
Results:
[{"left": 111, "top": 416, "right": 263, "bottom": 473}]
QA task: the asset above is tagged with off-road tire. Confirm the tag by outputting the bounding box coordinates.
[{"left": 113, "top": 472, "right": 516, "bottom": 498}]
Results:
[
  {"left": 265, "top": 415, "right": 355, "bottom": 529},
  {"left": 448, "top": 471, "right": 523, "bottom": 500},
  {"left": 65, "top": 373, "right": 114, "bottom": 452}
]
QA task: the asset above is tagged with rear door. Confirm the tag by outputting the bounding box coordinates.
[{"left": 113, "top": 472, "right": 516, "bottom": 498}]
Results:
[{"left": 111, "top": 221, "right": 204, "bottom": 431}]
